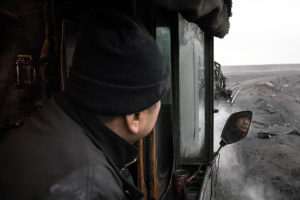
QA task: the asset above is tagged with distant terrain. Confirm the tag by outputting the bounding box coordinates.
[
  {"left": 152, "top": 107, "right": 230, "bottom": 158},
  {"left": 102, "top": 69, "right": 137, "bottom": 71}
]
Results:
[
  {"left": 214, "top": 64, "right": 300, "bottom": 200},
  {"left": 222, "top": 63, "right": 300, "bottom": 74}
]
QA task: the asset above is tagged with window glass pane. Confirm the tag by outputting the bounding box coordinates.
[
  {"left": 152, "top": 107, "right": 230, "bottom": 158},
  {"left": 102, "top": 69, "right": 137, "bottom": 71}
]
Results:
[
  {"left": 178, "top": 14, "right": 206, "bottom": 164},
  {"left": 155, "top": 27, "right": 173, "bottom": 182},
  {"left": 156, "top": 27, "right": 172, "bottom": 105}
]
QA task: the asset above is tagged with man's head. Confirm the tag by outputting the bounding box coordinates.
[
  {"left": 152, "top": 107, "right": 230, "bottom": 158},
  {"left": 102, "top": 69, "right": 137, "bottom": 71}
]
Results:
[
  {"left": 236, "top": 117, "right": 250, "bottom": 133},
  {"left": 65, "top": 8, "right": 169, "bottom": 142},
  {"left": 98, "top": 101, "right": 161, "bottom": 143}
]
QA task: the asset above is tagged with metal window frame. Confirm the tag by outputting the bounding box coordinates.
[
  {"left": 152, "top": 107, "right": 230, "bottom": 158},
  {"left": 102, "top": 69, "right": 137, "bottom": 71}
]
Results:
[{"left": 172, "top": 13, "right": 214, "bottom": 165}]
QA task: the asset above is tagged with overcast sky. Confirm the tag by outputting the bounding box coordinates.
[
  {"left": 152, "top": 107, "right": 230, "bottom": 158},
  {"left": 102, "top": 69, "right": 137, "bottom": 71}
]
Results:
[{"left": 215, "top": 0, "right": 300, "bottom": 65}]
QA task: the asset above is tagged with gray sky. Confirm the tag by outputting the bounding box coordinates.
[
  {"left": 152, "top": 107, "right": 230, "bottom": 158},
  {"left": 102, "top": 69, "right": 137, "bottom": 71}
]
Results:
[{"left": 215, "top": 0, "right": 300, "bottom": 65}]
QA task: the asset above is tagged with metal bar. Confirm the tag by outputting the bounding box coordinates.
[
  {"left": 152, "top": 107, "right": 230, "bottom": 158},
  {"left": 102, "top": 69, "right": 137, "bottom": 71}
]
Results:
[
  {"left": 199, "top": 166, "right": 212, "bottom": 200},
  {"left": 0, "top": 8, "right": 18, "bottom": 22},
  {"left": 231, "top": 83, "right": 250, "bottom": 104},
  {"left": 230, "top": 82, "right": 248, "bottom": 90},
  {"left": 137, "top": 139, "right": 148, "bottom": 200},
  {"left": 205, "top": 34, "right": 214, "bottom": 162},
  {"left": 60, "top": 20, "right": 67, "bottom": 92},
  {"left": 148, "top": 128, "right": 158, "bottom": 199}
]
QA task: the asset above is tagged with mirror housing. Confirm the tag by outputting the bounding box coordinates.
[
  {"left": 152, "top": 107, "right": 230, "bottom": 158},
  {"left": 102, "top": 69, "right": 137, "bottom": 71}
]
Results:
[{"left": 220, "top": 111, "right": 253, "bottom": 146}]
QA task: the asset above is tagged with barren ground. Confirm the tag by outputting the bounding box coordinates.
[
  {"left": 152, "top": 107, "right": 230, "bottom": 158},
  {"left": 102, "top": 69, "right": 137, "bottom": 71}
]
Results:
[{"left": 214, "top": 65, "right": 300, "bottom": 200}]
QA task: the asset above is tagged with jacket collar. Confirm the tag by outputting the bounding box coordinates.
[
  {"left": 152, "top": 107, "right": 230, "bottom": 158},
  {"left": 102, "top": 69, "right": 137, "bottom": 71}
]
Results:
[
  {"left": 81, "top": 112, "right": 139, "bottom": 169},
  {"left": 55, "top": 94, "right": 138, "bottom": 169}
]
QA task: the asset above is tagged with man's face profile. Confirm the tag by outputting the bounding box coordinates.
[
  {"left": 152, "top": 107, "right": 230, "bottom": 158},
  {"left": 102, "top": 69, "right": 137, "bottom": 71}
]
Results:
[
  {"left": 138, "top": 101, "right": 161, "bottom": 138},
  {"left": 236, "top": 117, "right": 250, "bottom": 133}
]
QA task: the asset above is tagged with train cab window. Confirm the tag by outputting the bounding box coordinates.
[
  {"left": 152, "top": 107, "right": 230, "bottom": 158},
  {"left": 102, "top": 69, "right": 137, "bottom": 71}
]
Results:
[
  {"left": 156, "top": 27, "right": 172, "bottom": 105},
  {"left": 177, "top": 14, "right": 207, "bottom": 164},
  {"left": 155, "top": 26, "right": 173, "bottom": 186}
]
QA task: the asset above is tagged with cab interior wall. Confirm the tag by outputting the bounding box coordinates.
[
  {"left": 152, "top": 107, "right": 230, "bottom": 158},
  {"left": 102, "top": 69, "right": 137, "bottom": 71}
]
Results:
[{"left": 1, "top": 1, "right": 221, "bottom": 199}]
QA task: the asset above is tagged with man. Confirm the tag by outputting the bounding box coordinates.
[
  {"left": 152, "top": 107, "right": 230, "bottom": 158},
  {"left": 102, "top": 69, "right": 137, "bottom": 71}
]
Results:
[
  {"left": 236, "top": 116, "right": 251, "bottom": 133},
  {"left": 222, "top": 112, "right": 251, "bottom": 144},
  {"left": 0, "top": 8, "right": 169, "bottom": 200}
]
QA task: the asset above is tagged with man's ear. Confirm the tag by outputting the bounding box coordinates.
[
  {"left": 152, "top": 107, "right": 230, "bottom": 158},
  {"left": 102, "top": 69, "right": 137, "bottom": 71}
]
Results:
[{"left": 125, "top": 113, "right": 140, "bottom": 135}]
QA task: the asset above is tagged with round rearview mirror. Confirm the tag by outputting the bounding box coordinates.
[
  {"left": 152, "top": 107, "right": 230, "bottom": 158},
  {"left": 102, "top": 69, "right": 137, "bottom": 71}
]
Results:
[{"left": 220, "top": 111, "right": 253, "bottom": 146}]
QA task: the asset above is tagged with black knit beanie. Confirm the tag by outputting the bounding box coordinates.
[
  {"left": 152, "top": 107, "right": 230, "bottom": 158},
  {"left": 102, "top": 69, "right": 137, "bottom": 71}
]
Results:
[{"left": 65, "top": 8, "right": 169, "bottom": 115}]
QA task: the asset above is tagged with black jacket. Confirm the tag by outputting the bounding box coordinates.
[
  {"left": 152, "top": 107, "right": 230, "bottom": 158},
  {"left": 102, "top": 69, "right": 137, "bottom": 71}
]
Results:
[{"left": 0, "top": 95, "right": 143, "bottom": 200}]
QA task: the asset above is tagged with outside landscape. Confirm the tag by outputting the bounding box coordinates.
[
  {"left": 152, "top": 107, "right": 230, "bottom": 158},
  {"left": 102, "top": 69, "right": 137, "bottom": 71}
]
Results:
[{"left": 214, "top": 64, "right": 300, "bottom": 200}]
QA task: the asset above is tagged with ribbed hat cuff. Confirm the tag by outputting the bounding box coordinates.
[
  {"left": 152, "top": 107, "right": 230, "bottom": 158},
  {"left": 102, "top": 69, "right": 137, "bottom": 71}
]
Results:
[{"left": 65, "top": 70, "right": 170, "bottom": 115}]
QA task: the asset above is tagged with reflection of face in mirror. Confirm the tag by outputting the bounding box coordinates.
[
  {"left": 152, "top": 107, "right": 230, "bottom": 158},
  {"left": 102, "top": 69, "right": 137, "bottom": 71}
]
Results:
[
  {"left": 236, "top": 117, "right": 251, "bottom": 133},
  {"left": 220, "top": 111, "right": 252, "bottom": 145}
]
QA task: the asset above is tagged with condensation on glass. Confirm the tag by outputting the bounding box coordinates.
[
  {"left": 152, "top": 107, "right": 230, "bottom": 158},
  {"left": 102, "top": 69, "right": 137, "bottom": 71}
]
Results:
[
  {"left": 178, "top": 14, "right": 206, "bottom": 164},
  {"left": 155, "top": 27, "right": 173, "bottom": 183},
  {"left": 156, "top": 27, "right": 172, "bottom": 105}
]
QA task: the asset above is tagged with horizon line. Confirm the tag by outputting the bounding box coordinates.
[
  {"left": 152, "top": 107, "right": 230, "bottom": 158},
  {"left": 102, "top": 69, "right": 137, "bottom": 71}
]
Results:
[{"left": 222, "top": 63, "right": 300, "bottom": 67}]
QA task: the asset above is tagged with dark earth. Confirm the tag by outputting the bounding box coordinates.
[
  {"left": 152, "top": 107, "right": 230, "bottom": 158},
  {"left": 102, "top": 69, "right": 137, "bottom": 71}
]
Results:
[{"left": 214, "top": 65, "right": 300, "bottom": 200}]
